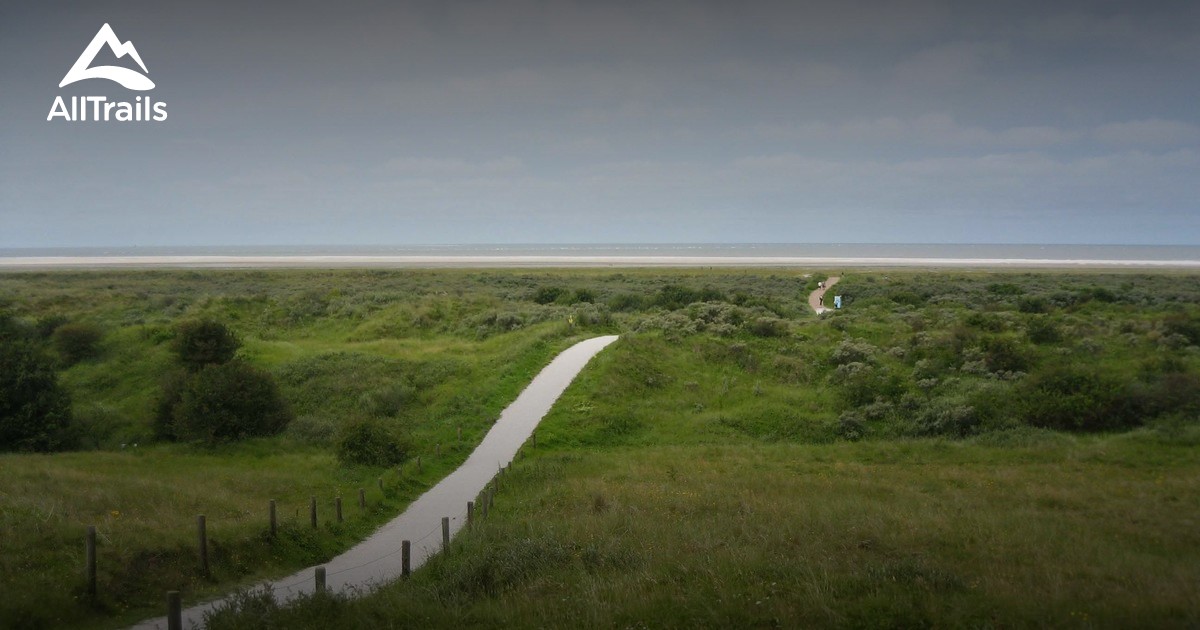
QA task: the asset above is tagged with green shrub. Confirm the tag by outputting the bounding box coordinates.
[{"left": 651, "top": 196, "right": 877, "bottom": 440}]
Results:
[
  {"left": 335, "top": 417, "right": 412, "bottom": 466},
  {"left": 1019, "top": 364, "right": 1145, "bottom": 432},
  {"left": 748, "top": 317, "right": 788, "bottom": 338},
  {"left": 0, "top": 339, "right": 72, "bottom": 452},
  {"left": 171, "top": 361, "right": 293, "bottom": 443},
  {"left": 1025, "top": 316, "right": 1062, "bottom": 344},
  {"left": 51, "top": 322, "right": 103, "bottom": 365},
  {"left": 173, "top": 319, "right": 240, "bottom": 370},
  {"left": 533, "top": 287, "right": 564, "bottom": 305}
]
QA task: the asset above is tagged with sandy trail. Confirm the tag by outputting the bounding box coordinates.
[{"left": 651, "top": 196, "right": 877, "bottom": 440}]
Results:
[
  {"left": 130, "top": 335, "right": 619, "bottom": 630},
  {"left": 809, "top": 276, "right": 840, "bottom": 314}
]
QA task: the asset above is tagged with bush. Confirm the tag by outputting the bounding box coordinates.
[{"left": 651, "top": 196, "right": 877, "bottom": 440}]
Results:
[
  {"left": 0, "top": 339, "right": 72, "bottom": 451},
  {"left": 1019, "top": 364, "right": 1146, "bottom": 432},
  {"left": 1025, "top": 316, "right": 1062, "bottom": 344},
  {"left": 532, "top": 287, "right": 564, "bottom": 305},
  {"left": 152, "top": 369, "right": 190, "bottom": 440},
  {"left": 748, "top": 317, "right": 788, "bottom": 338},
  {"left": 335, "top": 416, "right": 412, "bottom": 466},
  {"left": 173, "top": 319, "right": 240, "bottom": 370},
  {"left": 51, "top": 322, "right": 103, "bottom": 365},
  {"left": 170, "top": 361, "right": 293, "bottom": 443}
]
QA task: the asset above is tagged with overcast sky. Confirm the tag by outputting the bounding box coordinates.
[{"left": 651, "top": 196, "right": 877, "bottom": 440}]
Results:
[{"left": 1, "top": 0, "right": 1198, "bottom": 247}]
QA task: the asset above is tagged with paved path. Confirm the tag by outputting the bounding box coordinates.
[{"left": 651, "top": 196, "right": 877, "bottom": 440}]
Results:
[
  {"left": 809, "top": 276, "right": 840, "bottom": 314},
  {"left": 131, "top": 335, "right": 620, "bottom": 630}
]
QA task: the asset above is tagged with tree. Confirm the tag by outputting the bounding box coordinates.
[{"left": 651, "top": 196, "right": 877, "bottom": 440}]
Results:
[
  {"left": 0, "top": 338, "right": 72, "bottom": 452},
  {"left": 170, "top": 361, "right": 293, "bottom": 443},
  {"left": 173, "top": 319, "right": 240, "bottom": 370}
]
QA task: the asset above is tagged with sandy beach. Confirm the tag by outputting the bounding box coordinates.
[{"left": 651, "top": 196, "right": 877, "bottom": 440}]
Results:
[{"left": 2, "top": 255, "right": 1199, "bottom": 270}]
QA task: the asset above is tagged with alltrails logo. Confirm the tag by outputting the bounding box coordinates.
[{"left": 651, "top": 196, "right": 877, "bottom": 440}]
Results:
[{"left": 47, "top": 23, "right": 168, "bottom": 122}]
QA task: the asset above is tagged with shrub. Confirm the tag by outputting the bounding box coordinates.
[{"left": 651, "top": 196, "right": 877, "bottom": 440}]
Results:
[
  {"left": 1025, "top": 316, "right": 1062, "bottom": 344},
  {"left": 34, "top": 315, "right": 69, "bottom": 339},
  {"left": 152, "top": 369, "right": 190, "bottom": 440},
  {"left": 0, "top": 339, "right": 72, "bottom": 452},
  {"left": 335, "top": 416, "right": 412, "bottom": 466},
  {"left": 1019, "top": 364, "right": 1146, "bottom": 432},
  {"left": 532, "top": 287, "right": 564, "bottom": 305},
  {"left": 173, "top": 319, "right": 240, "bottom": 370},
  {"left": 170, "top": 361, "right": 293, "bottom": 443},
  {"left": 1017, "top": 296, "right": 1049, "bottom": 314},
  {"left": 748, "top": 317, "right": 788, "bottom": 338},
  {"left": 51, "top": 322, "right": 103, "bottom": 365}
]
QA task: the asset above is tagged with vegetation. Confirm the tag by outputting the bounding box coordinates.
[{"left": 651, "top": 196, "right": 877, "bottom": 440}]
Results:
[
  {"left": 335, "top": 416, "right": 412, "bottom": 467},
  {"left": 0, "top": 334, "right": 73, "bottom": 452},
  {"left": 0, "top": 267, "right": 1197, "bottom": 628}
]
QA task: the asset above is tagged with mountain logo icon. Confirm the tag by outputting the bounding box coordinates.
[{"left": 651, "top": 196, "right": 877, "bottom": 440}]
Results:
[{"left": 59, "top": 23, "right": 155, "bottom": 91}]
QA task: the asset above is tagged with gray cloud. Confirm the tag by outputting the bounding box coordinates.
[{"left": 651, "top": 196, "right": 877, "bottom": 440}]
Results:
[{"left": 1, "top": 0, "right": 1198, "bottom": 247}]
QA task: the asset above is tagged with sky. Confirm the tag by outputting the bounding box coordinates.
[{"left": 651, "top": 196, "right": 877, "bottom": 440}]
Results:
[{"left": 1, "top": 0, "right": 1198, "bottom": 247}]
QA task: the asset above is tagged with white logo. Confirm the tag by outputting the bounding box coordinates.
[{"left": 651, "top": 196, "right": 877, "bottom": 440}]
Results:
[
  {"left": 48, "top": 23, "right": 167, "bottom": 122},
  {"left": 60, "top": 23, "right": 154, "bottom": 91}
]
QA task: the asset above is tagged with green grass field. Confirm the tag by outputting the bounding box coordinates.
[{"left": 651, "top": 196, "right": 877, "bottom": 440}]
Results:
[{"left": 2, "top": 268, "right": 1198, "bottom": 628}]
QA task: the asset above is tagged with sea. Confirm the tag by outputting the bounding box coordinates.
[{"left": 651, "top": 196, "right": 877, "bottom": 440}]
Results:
[{"left": 1, "top": 244, "right": 1198, "bottom": 267}]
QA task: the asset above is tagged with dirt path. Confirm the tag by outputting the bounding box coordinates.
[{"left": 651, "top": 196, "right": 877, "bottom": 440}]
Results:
[
  {"left": 809, "top": 276, "right": 840, "bottom": 314},
  {"left": 131, "top": 335, "right": 620, "bottom": 630}
]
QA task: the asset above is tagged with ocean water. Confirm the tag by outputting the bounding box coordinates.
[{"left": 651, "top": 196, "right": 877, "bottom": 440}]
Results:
[{"left": 3, "top": 243, "right": 1199, "bottom": 261}]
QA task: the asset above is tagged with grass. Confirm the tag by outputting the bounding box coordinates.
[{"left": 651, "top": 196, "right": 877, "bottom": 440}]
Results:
[
  {"left": 205, "top": 431, "right": 1200, "bottom": 628},
  {"left": 2, "top": 267, "right": 1198, "bottom": 627}
]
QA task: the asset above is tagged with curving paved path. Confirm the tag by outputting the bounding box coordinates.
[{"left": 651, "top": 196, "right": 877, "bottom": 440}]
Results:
[
  {"left": 809, "top": 276, "right": 840, "bottom": 314},
  {"left": 131, "top": 334, "right": 620, "bottom": 629}
]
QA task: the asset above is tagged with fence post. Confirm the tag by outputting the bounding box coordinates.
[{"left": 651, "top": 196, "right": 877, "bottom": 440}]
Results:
[
  {"left": 358, "top": 488, "right": 366, "bottom": 509},
  {"left": 197, "top": 515, "right": 208, "bottom": 575},
  {"left": 378, "top": 477, "right": 384, "bottom": 492},
  {"left": 335, "top": 497, "right": 343, "bottom": 523},
  {"left": 416, "top": 456, "right": 422, "bottom": 474},
  {"left": 402, "top": 540, "right": 411, "bottom": 577},
  {"left": 86, "top": 525, "right": 97, "bottom": 599},
  {"left": 457, "top": 426, "right": 462, "bottom": 442},
  {"left": 315, "top": 566, "right": 326, "bottom": 593},
  {"left": 442, "top": 516, "right": 450, "bottom": 553},
  {"left": 531, "top": 430, "right": 537, "bottom": 448},
  {"left": 166, "top": 591, "right": 182, "bottom": 630},
  {"left": 436, "top": 443, "right": 441, "bottom": 458},
  {"left": 467, "top": 501, "right": 474, "bottom": 528},
  {"left": 269, "top": 500, "right": 277, "bottom": 538},
  {"left": 310, "top": 496, "right": 318, "bottom": 529}
]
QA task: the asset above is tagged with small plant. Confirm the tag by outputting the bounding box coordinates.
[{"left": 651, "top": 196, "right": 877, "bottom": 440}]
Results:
[{"left": 335, "top": 416, "right": 412, "bottom": 467}]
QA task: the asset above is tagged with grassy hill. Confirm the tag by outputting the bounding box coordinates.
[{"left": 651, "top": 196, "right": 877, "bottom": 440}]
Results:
[{"left": 1, "top": 268, "right": 1197, "bottom": 628}]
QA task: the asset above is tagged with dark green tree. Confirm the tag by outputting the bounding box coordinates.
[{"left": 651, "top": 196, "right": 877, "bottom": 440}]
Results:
[
  {"left": 0, "top": 338, "right": 72, "bottom": 452},
  {"left": 171, "top": 361, "right": 293, "bottom": 443}
]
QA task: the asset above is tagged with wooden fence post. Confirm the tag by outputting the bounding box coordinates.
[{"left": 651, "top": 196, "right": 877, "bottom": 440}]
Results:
[
  {"left": 416, "top": 456, "right": 422, "bottom": 474},
  {"left": 436, "top": 443, "right": 441, "bottom": 458},
  {"left": 402, "top": 540, "right": 411, "bottom": 577},
  {"left": 315, "top": 567, "right": 326, "bottom": 593},
  {"left": 531, "top": 430, "right": 537, "bottom": 448},
  {"left": 197, "top": 515, "right": 208, "bottom": 575},
  {"left": 378, "top": 477, "right": 384, "bottom": 492},
  {"left": 86, "top": 525, "right": 97, "bottom": 599},
  {"left": 310, "top": 496, "right": 318, "bottom": 529},
  {"left": 269, "top": 500, "right": 277, "bottom": 538},
  {"left": 335, "top": 497, "right": 343, "bottom": 523},
  {"left": 358, "top": 488, "right": 366, "bottom": 509},
  {"left": 457, "top": 426, "right": 462, "bottom": 442},
  {"left": 442, "top": 516, "right": 450, "bottom": 553},
  {"left": 167, "top": 591, "right": 182, "bottom": 630},
  {"left": 467, "top": 501, "right": 474, "bottom": 528}
]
